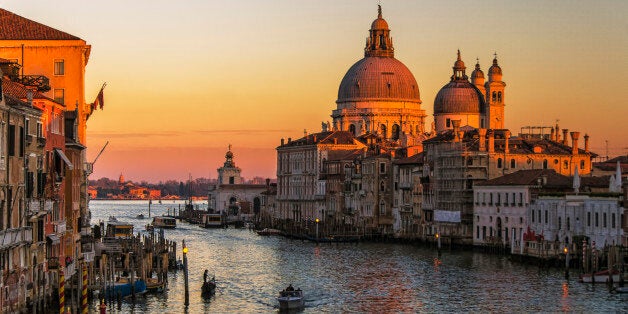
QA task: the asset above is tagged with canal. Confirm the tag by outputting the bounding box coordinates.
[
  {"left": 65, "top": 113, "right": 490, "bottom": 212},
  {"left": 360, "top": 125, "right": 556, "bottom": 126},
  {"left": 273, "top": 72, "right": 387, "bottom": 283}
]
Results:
[{"left": 88, "top": 200, "right": 627, "bottom": 313}]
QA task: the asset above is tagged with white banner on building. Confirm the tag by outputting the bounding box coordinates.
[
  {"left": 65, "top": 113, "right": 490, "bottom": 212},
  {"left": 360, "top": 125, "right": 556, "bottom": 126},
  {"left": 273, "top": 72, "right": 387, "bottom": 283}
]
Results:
[{"left": 434, "top": 210, "right": 461, "bottom": 223}]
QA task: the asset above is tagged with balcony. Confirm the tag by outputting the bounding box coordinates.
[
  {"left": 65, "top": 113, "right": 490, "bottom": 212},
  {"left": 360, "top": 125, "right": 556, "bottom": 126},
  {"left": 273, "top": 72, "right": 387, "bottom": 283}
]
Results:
[
  {"left": 19, "top": 75, "right": 50, "bottom": 92},
  {"left": 47, "top": 257, "right": 59, "bottom": 269},
  {"left": 37, "top": 137, "right": 46, "bottom": 147},
  {"left": 0, "top": 227, "right": 33, "bottom": 250}
]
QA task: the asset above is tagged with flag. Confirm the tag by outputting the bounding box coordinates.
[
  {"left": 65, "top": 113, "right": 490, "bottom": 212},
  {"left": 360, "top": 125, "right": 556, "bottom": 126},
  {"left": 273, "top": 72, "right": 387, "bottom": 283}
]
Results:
[{"left": 91, "top": 83, "right": 106, "bottom": 110}]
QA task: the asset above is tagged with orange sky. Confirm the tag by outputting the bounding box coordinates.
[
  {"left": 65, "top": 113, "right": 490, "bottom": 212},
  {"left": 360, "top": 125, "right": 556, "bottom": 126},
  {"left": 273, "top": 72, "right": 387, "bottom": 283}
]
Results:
[{"left": 2, "top": 1, "right": 627, "bottom": 182}]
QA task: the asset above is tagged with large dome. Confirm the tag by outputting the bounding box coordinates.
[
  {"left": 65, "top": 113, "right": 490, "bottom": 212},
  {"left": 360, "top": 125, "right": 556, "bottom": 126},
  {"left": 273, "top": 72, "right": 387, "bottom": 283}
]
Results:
[
  {"left": 337, "top": 57, "right": 421, "bottom": 103},
  {"left": 434, "top": 81, "right": 485, "bottom": 114}
]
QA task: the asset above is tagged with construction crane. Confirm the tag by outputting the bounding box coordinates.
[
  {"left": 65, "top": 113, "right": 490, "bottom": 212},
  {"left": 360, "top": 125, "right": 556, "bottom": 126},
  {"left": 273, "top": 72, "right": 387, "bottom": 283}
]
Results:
[{"left": 85, "top": 141, "right": 109, "bottom": 176}]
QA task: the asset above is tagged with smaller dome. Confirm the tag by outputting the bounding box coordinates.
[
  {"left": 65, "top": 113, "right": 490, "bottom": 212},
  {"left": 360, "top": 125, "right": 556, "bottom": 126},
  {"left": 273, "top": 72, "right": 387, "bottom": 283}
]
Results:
[
  {"left": 471, "top": 61, "right": 484, "bottom": 80},
  {"left": 434, "top": 81, "right": 485, "bottom": 114},
  {"left": 488, "top": 56, "right": 502, "bottom": 81},
  {"left": 371, "top": 4, "right": 389, "bottom": 30},
  {"left": 226, "top": 151, "right": 233, "bottom": 159}
]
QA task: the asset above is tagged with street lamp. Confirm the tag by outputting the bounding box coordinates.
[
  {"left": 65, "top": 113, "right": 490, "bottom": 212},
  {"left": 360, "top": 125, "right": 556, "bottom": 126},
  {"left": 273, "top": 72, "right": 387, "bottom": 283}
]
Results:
[
  {"left": 315, "top": 218, "right": 320, "bottom": 240},
  {"left": 564, "top": 246, "right": 570, "bottom": 279},
  {"left": 183, "top": 240, "right": 189, "bottom": 306},
  {"left": 435, "top": 232, "right": 441, "bottom": 252}
]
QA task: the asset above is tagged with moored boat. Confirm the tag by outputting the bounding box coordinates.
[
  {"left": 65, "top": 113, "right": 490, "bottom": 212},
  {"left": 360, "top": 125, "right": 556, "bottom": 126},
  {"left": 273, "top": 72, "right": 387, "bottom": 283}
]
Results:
[
  {"left": 145, "top": 278, "right": 165, "bottom": 293},
  {"left": 579, "top": 269, "right": 620, "bottom": 283},
  {"left": 277, "top": 285, "right": 304, "bottom": 310},
  {"left": 105, "top": 279, "right": 147, "bottom": 298},
  {"left": 256, "top": 228, "right": 282, "bottom": 236},
  {"left": 201, "top": 213, "right": 225, "bottom": 228},
  {"left": 153, "top": 216, "right": 177, "bottom": 229}
]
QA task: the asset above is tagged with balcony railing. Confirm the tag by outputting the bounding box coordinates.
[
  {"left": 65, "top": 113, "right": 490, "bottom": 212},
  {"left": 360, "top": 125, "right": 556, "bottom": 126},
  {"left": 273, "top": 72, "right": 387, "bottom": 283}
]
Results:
[
  {"left": 19, "top": 75, "right": 51, "bottom": 92},
  {"left": 0, "top": 227, "right": 33, "bottom": 250}
]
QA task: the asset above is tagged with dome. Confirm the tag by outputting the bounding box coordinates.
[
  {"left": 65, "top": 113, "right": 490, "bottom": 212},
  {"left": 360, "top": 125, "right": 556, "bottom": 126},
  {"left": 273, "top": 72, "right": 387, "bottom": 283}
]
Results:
[
  {"left": 471, "top": 61, "right": 484, "bottom": 80},
  {"left": 371, "top": 18, "right": 389, "bottom": 30},
  {"left": 488, "top": 57, "right": 502, "bottom": 80},
  {"left": 434, "top": 81, "right": 485, "bottom": 114},
  {"left": 337, "top": 57, "right": 421, "bottom": 103}
]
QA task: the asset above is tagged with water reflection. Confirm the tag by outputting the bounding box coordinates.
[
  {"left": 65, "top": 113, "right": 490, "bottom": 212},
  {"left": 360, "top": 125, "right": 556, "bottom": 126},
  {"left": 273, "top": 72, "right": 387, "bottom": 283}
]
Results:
[{"left": 89, "top": 201, "right": 627, "bottom": 313}]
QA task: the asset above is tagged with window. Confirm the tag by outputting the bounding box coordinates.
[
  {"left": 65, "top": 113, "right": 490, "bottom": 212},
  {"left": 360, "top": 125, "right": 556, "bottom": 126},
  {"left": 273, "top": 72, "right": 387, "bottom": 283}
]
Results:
[
  {"left": 379, "top": 200, "right": 386, "bottom": 214},
  {"left": 567, "top": 217, "right": 570, "bottom": 230},
  {"left": 497, "top": 91, "right": 502, "bottom": 102},
  {"left": 54, "top": 59, "right": 64, "bottom": 75},
  {"left": 543, "top": 159, "right": 548, "bottom": 169},
  {"left": 587, "top": 212, "right": 591, "bottom": 227},
  {"left": 497, "top": 158, "right": 502, "bottom": 168},
  {"left": 446, "top": 118, "right": 451, "bottom": 128},
  {"left": 8, "top": 124, "right": 15, "bottom": 156},
  {"left": 580, "top": 160, "right": 585, "bottom": 169},
  {"left": 603, "top": 213, "right": 607, "bottom": 228},
  {"left": 563, "top": 160, "right": 568, "bottom": 169},
  {"left": 558, "top": 217, "right": 561, "bottom": 230},
  {"left": 612, "top": 213, "right": 616, "bottom": 228},
  {"left": 497, "top": 193, "right": 501, "bottom": 205},
  {"left": 379, "top": 162, "right": 386, "bottom": 174},
  {"left": 36, "top": 122, "right": 43, "bottom": 138},
  {"left": 595, "top": 213, "right": 598, "bottom": 227},
  {"left": 545, "top": 210, "right": 548, "bottom": 224},
  {"left": 476, "top": 226, "right": 480, "bottom": 239},
  {"left": 492, "top": 92, "right": 497, "bottom": 102},
  {"left": 510, "top": 159, "right": 516, "bottom": 169},
  {"left": 54, "top": 89, "right": 65, "bottom": 105}
]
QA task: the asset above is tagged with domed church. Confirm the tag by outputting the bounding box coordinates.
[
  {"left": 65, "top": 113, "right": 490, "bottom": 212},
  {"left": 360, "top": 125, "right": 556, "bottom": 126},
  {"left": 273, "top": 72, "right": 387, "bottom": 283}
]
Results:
[
  {"left": 434, "top": 51, "right": 506, "bottom": 133},
  {"left": 331, "top": 5, "right": 427, "bottom": 148}
]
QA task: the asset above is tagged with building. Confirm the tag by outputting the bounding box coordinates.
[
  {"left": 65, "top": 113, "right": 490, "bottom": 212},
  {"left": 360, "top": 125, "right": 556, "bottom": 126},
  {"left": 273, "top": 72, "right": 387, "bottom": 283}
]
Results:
[
  {"left": 208, "top": 147, "right": 267, "bottom": 221},
  {"left": 392, "top": 153, "right": 424, "bottom": 237}
]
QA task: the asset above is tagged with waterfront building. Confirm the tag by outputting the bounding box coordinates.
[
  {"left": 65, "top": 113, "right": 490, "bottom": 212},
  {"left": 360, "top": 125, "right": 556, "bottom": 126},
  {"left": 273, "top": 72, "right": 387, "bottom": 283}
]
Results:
[
  {"left": 208, "top": 147, "right": 266, "bottom": 220},
  {"left": 424, "top": 124, "right": 595, "bottom": 245},
  {"left": 392, "top": 153, "right": 424, "bottom": 237}
]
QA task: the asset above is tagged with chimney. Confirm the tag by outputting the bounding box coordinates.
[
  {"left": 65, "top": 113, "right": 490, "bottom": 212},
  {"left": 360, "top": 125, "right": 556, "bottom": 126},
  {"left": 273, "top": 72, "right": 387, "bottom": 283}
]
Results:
[
  {"left": 281, "top": 138, "right": 285, "bottom": 145},
  {"left": 584, "top": 133, "right": 590, "bottom": 153},
  {"left": 452, "top": 120, "right": 461, "bottom": 142},
  {"left": 288, "top": 137, "right": 292, "bottom": 144},
  {"left": 26, "top": 90, "right": 33, "bottom": 105},
  {"left": 570, "top": 131, "right": 580, "bottom": 155},
  {"left": 504, "top": 130, "right": 511, "bottom": 154},
  {"left": 562, "top": 129, "right": 568, "bottom": 145},
  {"left": 550, "top": 128, "right": 555, "bottom": 142},
  {"left": 478, "top": 128, "right": 487, "bottom": 152},
  {"left": 488, "top": 130, "right": 495, "bottom": 153}
]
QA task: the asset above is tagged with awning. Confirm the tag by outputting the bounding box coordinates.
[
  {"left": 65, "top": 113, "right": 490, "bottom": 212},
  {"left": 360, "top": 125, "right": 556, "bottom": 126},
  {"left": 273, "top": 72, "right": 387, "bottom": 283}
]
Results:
[
  {"left": 54, "top": 148, "right": 74, "bottom": 170},
  {"left": 46, "top": 234, "right": 60, "bottom": 245}
]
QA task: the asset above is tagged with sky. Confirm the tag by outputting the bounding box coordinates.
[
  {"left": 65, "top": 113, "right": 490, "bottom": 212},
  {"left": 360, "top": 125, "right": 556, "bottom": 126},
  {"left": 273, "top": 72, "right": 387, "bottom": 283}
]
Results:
[{"left": 1, "top": 0, "right": 627, "bottom": 183}]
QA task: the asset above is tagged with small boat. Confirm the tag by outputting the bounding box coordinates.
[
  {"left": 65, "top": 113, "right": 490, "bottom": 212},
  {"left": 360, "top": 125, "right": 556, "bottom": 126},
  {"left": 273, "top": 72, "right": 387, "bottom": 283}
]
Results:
[
  {"left": 153, "top": 216, "right": 176, "bottom": 229},
  {"left": 256, "top": 228, "right": 282, "bottom": 236},
  {"left": 105, "top": 279, "right": 147, "bottom": 298},
  {"left": 145, "top": 278, "right": 165, "bottom": 293},
  {"left": 175, "top": 259, "right": 184, "bottom": 270},
  {"left": 108, "top": 216, "right": 118, "bottom": 222},
  {"left": 201, "top": 270, "right": 216, "bottom": 298},
  {"left": 579, "top": 269, "right": 621, "bottom": 283},
  {"left": 614, "top": 286, "right": 628, "bottom": 293},
  {"left": 277, "top": 285, "right": 304, "bottom": 310},
  {"left": 201, "top": 214, "right": 225, "bottom": 228},
  {"left": 136, "top": 214, "right": 145, "bottom": 219}
]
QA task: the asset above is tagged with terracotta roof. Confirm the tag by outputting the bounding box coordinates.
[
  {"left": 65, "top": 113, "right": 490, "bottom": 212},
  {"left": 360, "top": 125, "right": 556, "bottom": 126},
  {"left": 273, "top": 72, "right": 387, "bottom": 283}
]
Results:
[
  {"left": 2, "top": 77, "right": 56, "bottom": 102},
  {"left": 580, "top": 176, "right": 611, "bottom": 188},
  {"left": 477, "top": 169, "right": 571, "bottom": 187},
  {"left": 605, "top": 155, "right": 628, "bottom": 164},
  {"left": 393, "top": 152, "right": 424, "bottom": 165},
  {"left": 0, "top": 8, "right": 81, "bottom": 40},
  {"left": 3, "top": 93, "right": 42, "bottom": 112},
  {"left": 279, "top": 131, "right": 358, "bottom": 148},
  {"left": 327, "top": 149, "right": 364, "bottom": 161}
]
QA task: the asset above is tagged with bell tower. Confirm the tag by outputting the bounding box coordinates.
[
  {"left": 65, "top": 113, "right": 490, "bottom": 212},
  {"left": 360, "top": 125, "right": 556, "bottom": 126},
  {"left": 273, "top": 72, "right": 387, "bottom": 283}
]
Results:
[{"left": 485, "top": 54, "right": 506, "bottom": 129}]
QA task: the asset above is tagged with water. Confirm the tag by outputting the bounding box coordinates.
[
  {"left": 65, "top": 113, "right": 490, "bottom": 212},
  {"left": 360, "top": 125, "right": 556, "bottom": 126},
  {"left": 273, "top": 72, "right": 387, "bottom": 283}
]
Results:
[{"left": 89, "top": 200, "right": 627, "bottom": 313}]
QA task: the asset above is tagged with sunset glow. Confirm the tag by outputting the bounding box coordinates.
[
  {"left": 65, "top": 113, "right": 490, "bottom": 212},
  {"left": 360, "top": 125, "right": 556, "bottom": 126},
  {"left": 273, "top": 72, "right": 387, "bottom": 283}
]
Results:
[{"left": 2, "top": 0, "right": 625, "bottom": 182}]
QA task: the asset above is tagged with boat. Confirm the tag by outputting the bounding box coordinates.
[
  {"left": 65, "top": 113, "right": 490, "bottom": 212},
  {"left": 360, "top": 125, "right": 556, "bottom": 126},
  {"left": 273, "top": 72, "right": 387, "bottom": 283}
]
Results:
[
  {"left": 108, "top": 216, "right": 118, "bottom": 222},
  {"left": 152, "top": 216, "right": 177, "bottom": 229},
  {"left": 201, "top": 270, "right": 216, "bottom": 298},
  {"left": 105, "top": 279, "right": 147, "bottom": 298},
  {"left": 613, "top": 286, "right": 628, "bottom": 293},
  {"left": 277, "top": 285, "right": 304, "bottom": 310},
  {"left": 145, "top": 224, "right": 154, "bottom": 232},
  {"left": 201, "top": 213, "right": 225, "bottom": 228},
  {"left": 145, "top": 278, "right": 165, "bottom": 293},
  {"left": 579, "top": 269, "right": 621, "bottom": 283},
  {"left": 106, "top": 221, "right": 134, "bottom": 238},
  {"left": 175, "top": 259, "right": 184, "bottom": 270},
  {"left": 256, "top": 228, "right": 283, "bottom": 236},
  {"left": 136, "top": 214, "right": 145, "bottom": 219}
]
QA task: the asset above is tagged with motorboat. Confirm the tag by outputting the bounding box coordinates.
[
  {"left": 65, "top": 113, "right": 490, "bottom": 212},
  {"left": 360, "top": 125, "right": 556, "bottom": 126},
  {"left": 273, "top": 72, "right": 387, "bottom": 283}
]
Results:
[
  {"left": 579, "top": 269, "right": 620, "bottom": 283},
  {"left": 152, "top": 216, "right": 176, "bottom": 229},
  {"left": 136, "top": 214, "right": 145, "bottom": 219},
  {"left": 201, "top": 214, "right": 225, "bottom": 228},
  {"left": 105, "top": 278, "right": 147, "bottom": 298},
  {"left": 108, "top": 216, "right": 118, "bottom": 222},
  {"left": 277, "top": 285, "right": 304, "bottom": 310}
]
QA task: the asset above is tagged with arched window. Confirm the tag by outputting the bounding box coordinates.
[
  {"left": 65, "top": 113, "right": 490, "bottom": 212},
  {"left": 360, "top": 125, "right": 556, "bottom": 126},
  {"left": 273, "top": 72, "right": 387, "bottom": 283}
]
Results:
[
  {"left": 543, "top": 159, "right": 548, "bottom": 169},
  {"left": 349, "top": 124, "right": 356, "bottom": 136},
  {"left": 253, "top": 197, "right": 261, "bottom": 215},
  {"left": 563, "top": 160, "right": 568, "bottom": 169},
  {"left": 580, "top": 160, "right": 585, "bottom": 169},
  {"left": 379, "top": 200, "right": 386, "bottom": 214},
  {"left": 510, "top": 159, "right": 516, "bottom": 169},
  {"left": 380, "top": 124, "right": 387, "bottom": 139},
  {"left": 380, "top": 181, "right": 385, "bottom": 192},
  {"left": 558, "top": 216, "right": 561, "bottom": 230},
  {"left": 391, "top": 124, "right": 400, "bottom": 140},
  {"left": 492, "top": 91, "right": 497, "bottom": 102},
  {"left": 497, "top": 158, "right": 503, "bottom": 168},
  {"left": 497, "top": 91, "right": 502, "bottom": 102}
]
